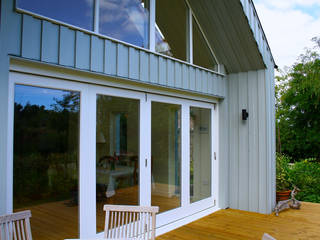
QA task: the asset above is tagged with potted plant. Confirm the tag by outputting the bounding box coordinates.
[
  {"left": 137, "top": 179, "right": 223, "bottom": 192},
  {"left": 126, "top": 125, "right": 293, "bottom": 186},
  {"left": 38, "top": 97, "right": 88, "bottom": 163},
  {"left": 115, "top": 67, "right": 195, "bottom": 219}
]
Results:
[{"left": 276, "top": 153, "right": 292, "bottom": 201}]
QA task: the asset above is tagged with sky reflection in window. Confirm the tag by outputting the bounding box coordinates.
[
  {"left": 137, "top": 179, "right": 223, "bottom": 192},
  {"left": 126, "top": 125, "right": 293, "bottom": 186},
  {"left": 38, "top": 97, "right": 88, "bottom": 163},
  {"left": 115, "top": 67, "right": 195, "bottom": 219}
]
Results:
[
  {"left": 17, "top": 0, "right": 94, "bottom": 31},
  {"left": 99, "top": 0, "right": 149, "bottom": 48}
]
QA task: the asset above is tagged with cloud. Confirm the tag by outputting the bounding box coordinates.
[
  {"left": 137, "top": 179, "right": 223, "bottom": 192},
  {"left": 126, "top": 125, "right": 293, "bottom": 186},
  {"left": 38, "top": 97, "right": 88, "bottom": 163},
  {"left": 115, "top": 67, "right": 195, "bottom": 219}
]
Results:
[{"left": 254, "top": 0, "right": 320, "bottom": 69}]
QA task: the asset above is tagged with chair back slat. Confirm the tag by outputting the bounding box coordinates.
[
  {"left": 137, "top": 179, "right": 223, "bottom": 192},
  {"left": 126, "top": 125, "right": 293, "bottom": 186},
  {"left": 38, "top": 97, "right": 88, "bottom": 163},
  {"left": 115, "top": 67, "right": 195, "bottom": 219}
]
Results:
[
  {"left": 103, "top": 205, "right": 159, "bottom": 240},
  {"left": 0, "top": 210, "right": 32, "bottom": 240}
]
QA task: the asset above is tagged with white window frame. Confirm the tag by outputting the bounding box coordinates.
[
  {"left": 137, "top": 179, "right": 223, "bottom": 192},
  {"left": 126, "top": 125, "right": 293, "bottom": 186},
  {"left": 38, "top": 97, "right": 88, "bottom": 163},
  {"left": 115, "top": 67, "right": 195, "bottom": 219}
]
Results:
[{"left": 8, "top": 70, "right": 219, "bottom": 238}]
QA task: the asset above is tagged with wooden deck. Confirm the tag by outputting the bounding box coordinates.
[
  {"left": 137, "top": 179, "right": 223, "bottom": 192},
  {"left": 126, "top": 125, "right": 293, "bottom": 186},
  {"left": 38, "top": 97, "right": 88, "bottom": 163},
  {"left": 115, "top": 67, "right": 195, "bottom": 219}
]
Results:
[{"left": 157, "top": 202, "right": 320, "bottom": 240}]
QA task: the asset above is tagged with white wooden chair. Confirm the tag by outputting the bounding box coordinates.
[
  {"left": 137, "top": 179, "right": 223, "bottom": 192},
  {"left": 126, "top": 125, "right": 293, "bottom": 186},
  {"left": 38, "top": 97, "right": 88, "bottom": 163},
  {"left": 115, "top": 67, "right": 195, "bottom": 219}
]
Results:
[
  {"left": 103, "top": 205, "right": 159, "bottom": 240},
  {"left": 0, "top": 210, "right": 32, "bottom": 240},
  {"left": 262, "top": 233, "right": 276, "bottom": 240}
]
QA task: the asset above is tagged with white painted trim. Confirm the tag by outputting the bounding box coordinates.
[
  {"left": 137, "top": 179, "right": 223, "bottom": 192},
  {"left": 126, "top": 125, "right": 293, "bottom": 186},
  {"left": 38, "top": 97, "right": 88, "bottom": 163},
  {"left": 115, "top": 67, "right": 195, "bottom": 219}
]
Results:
[
  {"left": 181, "top": 104, "right": 190, "bottom": 208},
  {"left": 140, "top": 96, "right": 151, "bottom": 206},
  {"left": 187, "top": 7, "right": 193, "bottom": 64},
  {"left": 149, "top": 0, "right": 156, "bottom": 52},
  {"left": 9, "top": 58, "right": 221, "bottom": 103},
  {"left": 213, "top": 102, "right": 220, "bottom": 207},
  {"left": 94, "top": 0, "right": 100, "bottom": 33},
  {"left": 79, "top": 85, "right": 96, "bottom": 238},
  {"left": 156, "top": 206, "right": 220, "bottom": 237},
  {"left": 7, "top": 73, "right": 14, "bottom": 213}
]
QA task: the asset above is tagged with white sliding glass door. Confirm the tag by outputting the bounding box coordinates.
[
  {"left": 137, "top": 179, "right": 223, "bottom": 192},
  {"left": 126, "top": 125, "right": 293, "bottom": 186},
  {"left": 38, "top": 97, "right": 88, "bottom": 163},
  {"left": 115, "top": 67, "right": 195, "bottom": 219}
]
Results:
[
  {"left": 9, "top": 72, "right": 218, "bottom": 238},
  {"left": 147, "top": 94, "right": 217, "bottom": 227}
]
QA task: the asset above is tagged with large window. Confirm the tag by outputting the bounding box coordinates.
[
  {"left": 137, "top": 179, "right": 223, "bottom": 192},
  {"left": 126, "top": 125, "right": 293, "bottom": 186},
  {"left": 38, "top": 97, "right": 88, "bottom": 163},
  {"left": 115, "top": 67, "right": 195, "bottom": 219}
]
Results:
[
  {"left": 16, "top": 0, "right": 94, "bottom": 30},
  {"left": 151, "top": 102, "right": 181, "bottom": 213},
  {"left": 190, "top": 107, "right": 212, "bottom": 203},
  {"left": 96, "top": 95, "right": 140, "bottom": 232},
  {"left": 99, "top": 0, "right": 149, "bottom": 48},
  {"left": 155, "top": 0, "right": 188, "bottom": 61},
  {"left": 193, "top": 17, "right": 217, "bottom": 70},
  {"left": 13, "top": 85, "right": 80, "bottom": 240}
]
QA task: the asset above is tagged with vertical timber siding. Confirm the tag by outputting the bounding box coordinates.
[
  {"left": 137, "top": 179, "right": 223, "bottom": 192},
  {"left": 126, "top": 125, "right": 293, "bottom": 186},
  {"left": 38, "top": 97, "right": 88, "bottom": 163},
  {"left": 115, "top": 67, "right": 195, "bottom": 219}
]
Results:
[
  {"left": 225, "top": 0, "right": 275, "bottom": 214},
  {"left": 5, "top": 11, "right": 226, "bottom": 99},
  {"left": 228, "top": 54, "right": 275, "bottom": 214}
]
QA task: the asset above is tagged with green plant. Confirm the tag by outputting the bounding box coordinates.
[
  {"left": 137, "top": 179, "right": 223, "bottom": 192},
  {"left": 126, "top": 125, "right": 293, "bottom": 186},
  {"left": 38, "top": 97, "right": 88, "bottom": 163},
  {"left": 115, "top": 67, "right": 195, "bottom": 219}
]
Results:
[
  {"left": 276, "top": 153, "right": 292, "bottom": 191},
  {"left": 289, "top": 160, "right": 320, "bottom": 203}
]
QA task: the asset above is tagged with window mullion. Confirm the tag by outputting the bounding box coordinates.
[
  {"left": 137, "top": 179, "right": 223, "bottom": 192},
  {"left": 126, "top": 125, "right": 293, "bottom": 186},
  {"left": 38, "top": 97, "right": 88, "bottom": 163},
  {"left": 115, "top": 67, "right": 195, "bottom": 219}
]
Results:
[
  {"left": 187, "top": 7, "right": 193, "bottom": 64},
  {"left": 149, "top": 0, "right": 156, "bottom": 51},
  {"left": 94, "top": 0, "right": 100, "bottom": 33}
]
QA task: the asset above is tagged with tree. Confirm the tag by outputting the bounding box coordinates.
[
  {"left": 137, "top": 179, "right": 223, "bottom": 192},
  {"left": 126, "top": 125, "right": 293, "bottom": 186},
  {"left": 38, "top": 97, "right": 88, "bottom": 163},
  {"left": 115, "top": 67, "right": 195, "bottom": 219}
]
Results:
[{"left": 277, "top": 37, "right": 320, "bottom": 161}]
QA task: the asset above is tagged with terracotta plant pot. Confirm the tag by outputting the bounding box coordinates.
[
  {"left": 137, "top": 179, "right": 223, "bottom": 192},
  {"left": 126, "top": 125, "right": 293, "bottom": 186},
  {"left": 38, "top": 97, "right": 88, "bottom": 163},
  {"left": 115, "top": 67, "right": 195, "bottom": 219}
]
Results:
[{"left": 276, "top": 190, "right": 291, "bottom": 202}]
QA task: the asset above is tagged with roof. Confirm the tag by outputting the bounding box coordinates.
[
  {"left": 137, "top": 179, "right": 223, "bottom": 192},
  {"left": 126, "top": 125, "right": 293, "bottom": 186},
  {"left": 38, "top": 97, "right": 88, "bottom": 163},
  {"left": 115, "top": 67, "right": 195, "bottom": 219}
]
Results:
[{"left": 188, "top": 0, "right": 276, "bottom": 73}]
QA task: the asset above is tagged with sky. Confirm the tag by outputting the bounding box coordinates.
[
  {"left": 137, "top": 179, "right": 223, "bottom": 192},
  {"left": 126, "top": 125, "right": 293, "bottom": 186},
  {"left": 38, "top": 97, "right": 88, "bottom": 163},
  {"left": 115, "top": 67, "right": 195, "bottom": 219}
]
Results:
[{"left": 253, "top": 0, "right": 320, "bottom": 70}]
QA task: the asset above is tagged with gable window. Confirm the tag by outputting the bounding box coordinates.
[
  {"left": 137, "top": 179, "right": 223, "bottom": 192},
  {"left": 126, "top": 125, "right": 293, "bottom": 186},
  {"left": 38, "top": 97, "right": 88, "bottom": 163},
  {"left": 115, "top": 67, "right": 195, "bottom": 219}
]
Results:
[
  {"left": 193, "top": 17, "right": 217, "bottom": 71},
  {"left": 99, "top": 0, "right": 150, "bottom": 48},
  {"left": 155, "top": 0, "right": 188, "bottom": 61},
  {"left": 16, "top": 0, "right": 94, "bottom": 31}
]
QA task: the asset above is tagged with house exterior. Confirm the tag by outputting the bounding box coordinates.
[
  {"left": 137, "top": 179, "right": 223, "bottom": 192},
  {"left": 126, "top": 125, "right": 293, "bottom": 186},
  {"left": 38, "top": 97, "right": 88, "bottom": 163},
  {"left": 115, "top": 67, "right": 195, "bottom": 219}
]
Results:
[{"left": 0, "top": 0, "right": 276, "bottom": 239}]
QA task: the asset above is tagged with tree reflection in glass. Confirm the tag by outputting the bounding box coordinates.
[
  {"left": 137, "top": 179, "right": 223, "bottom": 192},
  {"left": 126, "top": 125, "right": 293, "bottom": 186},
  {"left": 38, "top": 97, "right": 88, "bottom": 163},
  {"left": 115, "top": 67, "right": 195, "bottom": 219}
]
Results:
[{"left": 13, "top": 84, "right": 80, "bottom": 240}]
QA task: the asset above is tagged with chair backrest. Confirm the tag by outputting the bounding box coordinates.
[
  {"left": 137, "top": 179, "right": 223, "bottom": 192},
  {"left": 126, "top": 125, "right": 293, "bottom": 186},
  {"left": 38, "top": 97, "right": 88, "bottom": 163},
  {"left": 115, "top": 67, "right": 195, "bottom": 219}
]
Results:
[
  {"left": 262, "top": 233, "right": 276, "bottom": 240},
  {"left": 0, "top": 210, "right": 32, "bottom": 240},
  {"left": 103, "top": 205, "right": 159, "bottom": 240}
]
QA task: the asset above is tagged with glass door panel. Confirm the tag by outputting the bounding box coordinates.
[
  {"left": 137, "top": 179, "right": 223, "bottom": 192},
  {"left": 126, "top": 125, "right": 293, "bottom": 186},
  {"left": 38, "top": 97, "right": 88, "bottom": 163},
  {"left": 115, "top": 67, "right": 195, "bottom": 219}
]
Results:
[
  {"left": 96, "top": 95, "right": 140, "bottom": 232},
  {"left": 151, "top": 101, "right": 181, "bottom": 213},
  {"left": 190, "top": 107, "right": 212, "bottom": 203},
  {"left": 13, "top": 84, "right": 80, "bottom": 240}
]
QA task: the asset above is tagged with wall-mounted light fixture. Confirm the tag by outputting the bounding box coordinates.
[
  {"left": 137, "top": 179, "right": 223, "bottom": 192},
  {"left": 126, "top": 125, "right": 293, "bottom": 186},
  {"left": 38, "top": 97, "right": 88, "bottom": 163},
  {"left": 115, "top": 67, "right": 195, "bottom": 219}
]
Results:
[{"left": 242, "top": 109, "right": 249, "bottom": 120}]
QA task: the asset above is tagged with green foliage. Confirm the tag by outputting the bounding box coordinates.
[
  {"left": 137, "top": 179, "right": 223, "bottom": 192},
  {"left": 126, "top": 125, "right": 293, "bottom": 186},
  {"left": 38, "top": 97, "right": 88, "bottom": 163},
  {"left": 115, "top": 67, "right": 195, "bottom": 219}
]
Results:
[
  {"left": 13, "top": 92, "right": 79, "bottom": 207},
  {"left": 276, "top": 37, "right": 320, "bottom": 161},
  {"left": 289, "top": 160, "right": 320, "bottom": 203},
  {"left": 276, "top": 153, "right": 292, "bottom": 191}
]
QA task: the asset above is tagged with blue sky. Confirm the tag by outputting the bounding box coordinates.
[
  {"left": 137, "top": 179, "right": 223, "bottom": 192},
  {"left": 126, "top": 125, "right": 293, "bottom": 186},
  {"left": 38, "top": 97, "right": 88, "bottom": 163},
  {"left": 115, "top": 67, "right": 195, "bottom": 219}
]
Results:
[
  {"left": 254, "top": 0, "right": 320, "bottom": 70},
  {"left": 15, "top": 85, "right": 67, "bottom": 109}
]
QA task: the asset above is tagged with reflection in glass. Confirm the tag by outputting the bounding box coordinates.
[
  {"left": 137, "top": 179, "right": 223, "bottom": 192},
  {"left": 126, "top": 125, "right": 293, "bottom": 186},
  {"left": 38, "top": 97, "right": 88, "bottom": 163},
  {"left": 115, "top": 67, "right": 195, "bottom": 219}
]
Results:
[
  {"left": 155, "top": 0, "right": 187, "bottom": 60},
  {"left": 190, "top": 107, "right": 211, "bottom": 203},
  {"left": 13, "top": 85, "right": 80, "bottom": 240},
  {"left": 193, "top": 17, "right": 217, "bottom": 70},
  {"left": 151, "top": 102, "right": 181, "bottom": 213},
  {"left": 99, "top": 0, "right": 149, "bottom": 48},
  {"left": 96, "top": 95, "right": 139, "bottom": 232},
  {"left": 17, "top": 0, "right": 94, "bottom": 30}
]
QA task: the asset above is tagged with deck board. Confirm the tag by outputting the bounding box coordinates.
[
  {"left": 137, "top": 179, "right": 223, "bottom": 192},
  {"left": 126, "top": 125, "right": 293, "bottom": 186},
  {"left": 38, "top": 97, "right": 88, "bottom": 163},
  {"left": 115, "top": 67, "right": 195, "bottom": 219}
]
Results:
[{"left": 157, "top": 202, "right": 320, "bottom": 240}]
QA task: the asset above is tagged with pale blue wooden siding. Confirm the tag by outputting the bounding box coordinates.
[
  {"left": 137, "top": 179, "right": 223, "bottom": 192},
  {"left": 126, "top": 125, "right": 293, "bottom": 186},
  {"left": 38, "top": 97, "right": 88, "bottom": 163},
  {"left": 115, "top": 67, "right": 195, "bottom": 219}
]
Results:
[
  {"left": 75, "top": 31, "right": 90, "bottom": 70},
  {"left": 42, "top": 21, "right": 59, "bottom": 64},
  {"left": 6, "top": 12, "right": 226, "bottom": 98},
  {"left": 91, "top": 36, "right": 104, "bottom": 73},
  {"left": 21, "top": 14, "right": 41, "bottom": 60},
  {"left": 228, "top": 61, "right": 275, "bottom": 214},
  {"left": 59, "top": 26, "right": 76, "bottom": 67}
]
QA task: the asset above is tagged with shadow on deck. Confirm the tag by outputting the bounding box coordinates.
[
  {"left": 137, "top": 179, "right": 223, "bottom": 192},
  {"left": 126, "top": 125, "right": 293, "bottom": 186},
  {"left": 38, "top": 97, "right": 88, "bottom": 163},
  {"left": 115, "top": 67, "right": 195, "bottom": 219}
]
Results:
[{"left": 157, "top": 202, "right": 320, "bottom": 240}]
